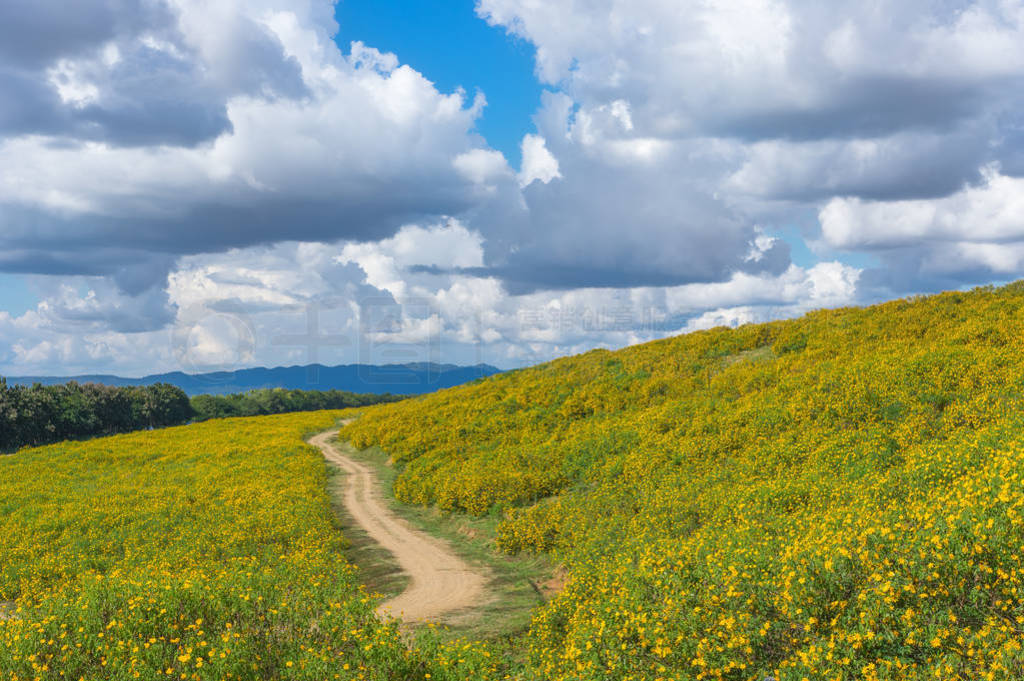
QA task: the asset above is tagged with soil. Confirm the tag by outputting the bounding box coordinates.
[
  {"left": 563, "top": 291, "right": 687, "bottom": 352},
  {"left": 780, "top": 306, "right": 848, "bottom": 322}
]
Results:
[{"left": 309, "top": 430, "right": 488, "bottom": 624}]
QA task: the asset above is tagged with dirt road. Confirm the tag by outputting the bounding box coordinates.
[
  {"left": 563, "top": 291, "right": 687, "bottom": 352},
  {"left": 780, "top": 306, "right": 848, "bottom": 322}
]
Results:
[{"left": 308, "top": 430, "right": 488, "bottom": 624}]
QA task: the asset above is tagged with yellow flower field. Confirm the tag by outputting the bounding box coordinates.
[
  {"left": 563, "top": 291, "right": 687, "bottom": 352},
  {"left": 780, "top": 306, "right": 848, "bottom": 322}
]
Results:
[
  {"left": 0, "top": 412, "right": 497, "bottom": 681},
  {"left": 8, "top": 282, "right": 1024, "bottom": 680},
  {"left": 343, "top": 283, "right": 1024, "bottom": 680}
]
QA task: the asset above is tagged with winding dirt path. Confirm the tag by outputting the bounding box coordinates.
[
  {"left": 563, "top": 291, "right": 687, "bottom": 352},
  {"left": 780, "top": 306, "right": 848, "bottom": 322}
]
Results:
[{"left": 309, "top": 430, "right": 488, "bottom": 624}]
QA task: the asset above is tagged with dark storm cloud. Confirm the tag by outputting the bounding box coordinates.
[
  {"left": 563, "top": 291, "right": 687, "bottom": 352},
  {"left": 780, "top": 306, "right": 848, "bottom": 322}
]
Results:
[
  {"left": 0, "top": 248, "right": 175, "bottom": 295},
  {"left": 995, "top": 112, "right": 1024, "bottom": 177},
  {"left": 0, "top": 0, "right": 306, "bottom": 147},
  {"left": 407, "top": 229, "right": 791, "bottom": 295},
  {"left": 0, "top": 252, "right": 109, "bottom": 277},
  {"left": 719, "top": 75, "right": 1024, "bottom": 204},
  {"left": 65, "top": 45, "right": 237, "bottom": 147},
  {"left": 414, "top": 252, "right": 792, "bottom": 296},
  {"left": 693, "top": 70, "right": 1024, "bottom": 207},
  {"left": 715, "top": 76, "right": 999, "bottom": 143},
  {"left": 0, "top": 0, "right": 167, "bottom": 68},
  {"left": 411, "top": 264, "right": 717, "bottom": 293},
  {"left": 855, "top": 251, "right": 1003, "bottom": 300},
  {"left": 0, "top": 183, "right": 474, "bottom": 298},
  {"left": 0, "top": 69, "right": 67, "bottom": 137},
  {"left": 733, "top": 124, "right": 1000, "bottom": 204}
]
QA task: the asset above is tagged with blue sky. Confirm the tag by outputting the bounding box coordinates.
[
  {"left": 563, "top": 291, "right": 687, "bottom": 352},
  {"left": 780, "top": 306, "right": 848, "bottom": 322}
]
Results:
[
  {"left": 334, "top": 0, "right": 542, "bottom": 166},
  {"left": 0, "top": 275, "right": 34, "bottom": 317},
  {"left": 1, "top": 0, "right": 1024, "bottom": 376}
]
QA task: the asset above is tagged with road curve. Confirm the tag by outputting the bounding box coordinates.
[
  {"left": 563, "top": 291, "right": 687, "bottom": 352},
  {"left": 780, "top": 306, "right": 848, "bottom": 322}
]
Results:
[{"left": 308, "top": 429, "right": 488, "bottom": 624}]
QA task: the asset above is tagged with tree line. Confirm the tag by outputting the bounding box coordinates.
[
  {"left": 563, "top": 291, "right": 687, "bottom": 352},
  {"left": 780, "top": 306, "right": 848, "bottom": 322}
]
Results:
[
  {"left": 0, "top": 379, "right": 403, "bottom": 453},
  {"left": 0, "top": 380, "right": 192, "bottom": 452},
  {"left": 189, "top": 388, "right": 403, "bottom": 421}
]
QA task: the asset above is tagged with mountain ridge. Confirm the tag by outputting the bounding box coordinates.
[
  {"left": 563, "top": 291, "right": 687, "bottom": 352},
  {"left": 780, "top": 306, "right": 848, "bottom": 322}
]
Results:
[{"left": 6, "top": 361, "right": 502, "bottom": 396}]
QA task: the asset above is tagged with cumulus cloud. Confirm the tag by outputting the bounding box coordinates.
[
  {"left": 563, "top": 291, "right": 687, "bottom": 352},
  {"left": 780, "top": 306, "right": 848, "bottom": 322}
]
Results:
[
  {"left": 35, "top": 281, "right": 175, "bottom": 333},
  {"left": 463, "top": 91, "right": 791, "bottom": 294},
  {"left": 818, "top": 165, "right": 1024, "bottom": 291},
  {"left": 727, "top": 127, "right": 992, "bottom": 201},
  {"left": 820, "top": 165, "right": 1024, "bottom": 250},
  {"left": 478, "top": 0, "right": 1024, "bottom": 141},
  {"left": 6, "top": 0, "right": 1024, "bottom": 375},
  {"left": 518, "top": 134, "right": 561, "bottom": 186},
  {"left": 0, "top": 0, "right": 308, "bottom": 145},
  {"left": 454, "top": 149, "right": 513, "bottom": 186},
  {"left": 476, "top": 0, "right": 1024, "bottom": 297},
  {"left": 0, "top": 0, "right": 496, "bottom": 310},
  {"left": 460, "top": 0, "right": 1021, "bottom": 295},
  {"left": 0, "top": 224, "right": 859, "bottom": 376}
]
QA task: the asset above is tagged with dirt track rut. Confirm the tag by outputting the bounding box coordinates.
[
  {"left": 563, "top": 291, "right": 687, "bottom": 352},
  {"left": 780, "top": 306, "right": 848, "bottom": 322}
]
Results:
[{"left": 309, "top": 430, "right": 487, "bottom": 624}]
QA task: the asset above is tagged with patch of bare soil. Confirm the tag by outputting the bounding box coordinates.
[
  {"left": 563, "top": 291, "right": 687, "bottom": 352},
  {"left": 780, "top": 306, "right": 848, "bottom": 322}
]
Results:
[
  {"left": 535, "top": 566, "right": 568, "bottom": 600},
  {"left": 309, "top": 430, "right": 489, "bottom": 625}
]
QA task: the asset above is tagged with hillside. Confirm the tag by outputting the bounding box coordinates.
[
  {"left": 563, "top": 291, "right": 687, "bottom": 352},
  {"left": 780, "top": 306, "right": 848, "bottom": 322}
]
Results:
[
  {"left": 0, "top": 413, "right": 504, "bottom": 679},
  {"left": 7, "top": 284, "right": 1024, "bottom": 681},
  {"left": 8, "top": 362, "right": 501, "bottom": 396},
  {"left": 341, "top": 283, "right": 1024, "bottom": 680}
]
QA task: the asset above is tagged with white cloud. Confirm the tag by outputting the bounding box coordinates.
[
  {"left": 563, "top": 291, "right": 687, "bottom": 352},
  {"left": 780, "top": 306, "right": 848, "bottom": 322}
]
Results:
[
  {"left": 479, "top": 0, "right": 1024, "bottom": 140},
  {"left": 816, "top": 164, "right": 1024, "bottom": 285},
  {"left": 6, "top": 0, "right": 1024, "bottom": 376},
  {"left": 683, "top": 307, "right": 760, "bottom": 332},
  {"left": 180, "top": 313, "right": 256, "bottom": 368},
  {"left": 662, "top": 263, "right": 860, "bottom": 315},
  {"left": 0, "top": 0, "right": 502, "bottom": 295},
  {"left": 337, "top": 220, "right": 485, "bottom": 298},
  {"left": 819, "top": 165, "right": 1024, "bottom": 249},
  {"left": 0, "top": 229, "right": 864, "bottom": 375},
  {"left": 472, "top": 0, "right": 1024, "bottom": 300},
  {"left": 454, "top": 148, "right": 513, "bottom": 186},
  {"left": 518, "top": 134, "right": 561, "bottom": 186},
  {"left": 47, "top": 59, "right": 101, "bottom": 107}
]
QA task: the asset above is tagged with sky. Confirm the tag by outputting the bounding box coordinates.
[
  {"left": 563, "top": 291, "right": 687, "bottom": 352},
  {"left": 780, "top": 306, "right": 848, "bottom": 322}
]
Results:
[{"left": 1, "top": 0, "right": 1024, "bottom": 378}]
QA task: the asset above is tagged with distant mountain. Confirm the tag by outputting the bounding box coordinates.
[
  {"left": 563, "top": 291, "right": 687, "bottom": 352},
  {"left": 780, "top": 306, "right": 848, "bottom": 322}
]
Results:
[{"left": 7, "top": 362, "right": 503, "bottom": 396}]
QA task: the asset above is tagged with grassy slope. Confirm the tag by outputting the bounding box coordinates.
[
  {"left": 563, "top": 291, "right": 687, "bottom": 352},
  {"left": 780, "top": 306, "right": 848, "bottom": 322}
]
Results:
[
  {"left": 8, "top": 283, "right": 1024, "bottom": 680},
  {"left": 342, "top": 283, "right": 1024, "bottom": 680}
]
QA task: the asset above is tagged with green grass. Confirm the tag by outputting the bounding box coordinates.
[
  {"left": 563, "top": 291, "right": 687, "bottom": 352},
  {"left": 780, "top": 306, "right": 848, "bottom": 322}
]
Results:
[
  {"left": 326, "top": 436, "right": 558, "bottom": 643},
  {"left": 720, "top": 343, "right": 776, "bottom": 368}
]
